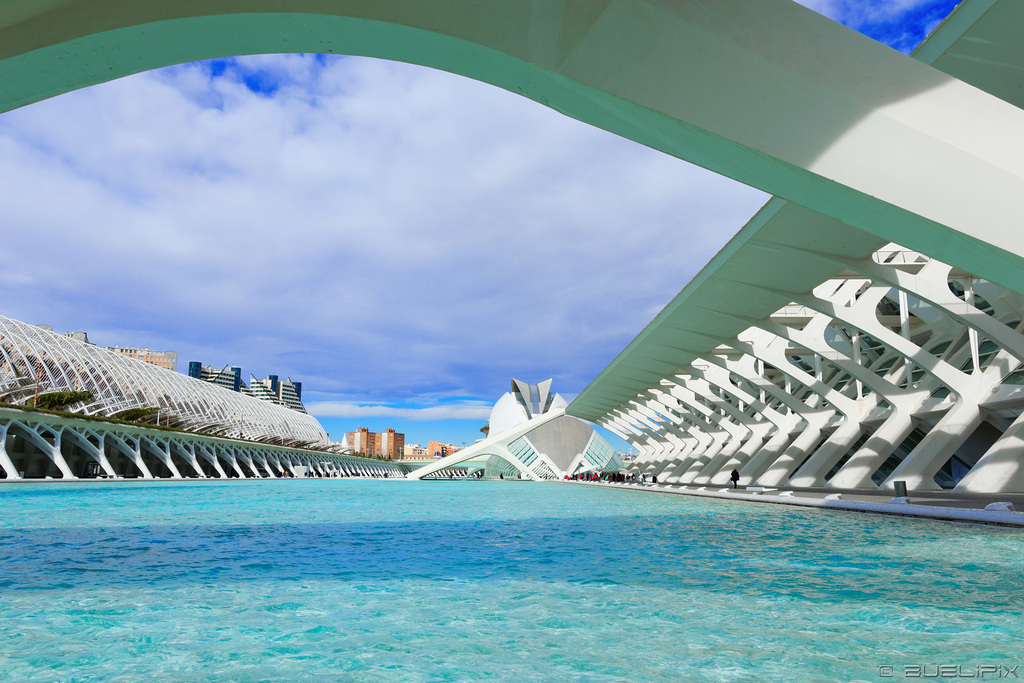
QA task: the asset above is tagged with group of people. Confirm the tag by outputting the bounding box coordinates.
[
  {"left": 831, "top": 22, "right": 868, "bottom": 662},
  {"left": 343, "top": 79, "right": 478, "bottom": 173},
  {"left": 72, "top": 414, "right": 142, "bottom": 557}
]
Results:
[
  {"left": 563, "top": 469, "right": 741, "bottom": 488},
  {"left": 565, "top": 471, "right": 652, "bottom": 484},
  {"left": 566, "top": 472, "right": 602, "bottom": 482}
]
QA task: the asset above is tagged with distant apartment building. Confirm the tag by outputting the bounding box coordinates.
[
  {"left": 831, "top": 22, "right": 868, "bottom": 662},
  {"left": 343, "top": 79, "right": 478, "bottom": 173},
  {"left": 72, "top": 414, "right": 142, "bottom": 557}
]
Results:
[
  {"left": 187, "top": 363, "right": 307, "bottom": 414},
  {"left": 249, "top": 374, "right": 306, "bottom": 413},
  {"left": 107, "top": 347, "right": 178, "bottom": 372},
  {"left": 380, "top": 428, "right": 404, "bottom": 460},
  {"left": 34, "top": 325, "right": 177, "bottom": 372},
  {"left": 404, "top": 442, "right": 462, "bottom": 459},
  {"left": 187, "top": 363, "right": 246, "bottom": 393},
  {"left": 403, "top": 444, "right": 430, "bottom": 459},
  {"left": 349, "top": 427, "right": 405, "bottom": 459},
  {"left": 427, "top": 442, "right": 463, "bottom": 459},
  {"left": 349, "top": 427, "right": 374, "bottom": 455}
]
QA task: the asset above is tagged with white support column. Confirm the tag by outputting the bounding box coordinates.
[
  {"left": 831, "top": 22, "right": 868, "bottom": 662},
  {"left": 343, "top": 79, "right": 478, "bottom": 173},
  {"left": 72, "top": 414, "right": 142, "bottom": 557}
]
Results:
[
  {"left": 696, "top": 364, "right": 792, "bottom": 482},
  {"left": 804, "top": 254, "right": 1024, "bottom": 366},
  {"left": 601, "top": 414, "right": 666, "bottom": 474},
  {"left": 283, "top": 455, "right": 299, "bottom": 477},
  {"left": 669, "top": 380, "right": 763, "bottom": 485},
  {"left": 899, "top": 288, "right": 913, "bottom": 387},
  {"left": 224, "top": 447, "right": 247, "bottom": 478},
  {"left": 736, "top": 276, "right": 982, "bottom": 489},
  {"left": 107, "top": 434, "right": 154, "bottom": 479},
  {"left": 0, "top": 423, "right": 21, "bottom": 479},
  {"left": 882, "top": 402, "right": 984, "bottom": 491},
  {"left": 14, "top": 423, "right": 75, "bottom": 479},
  {"left": 616, "top": 406, "right": 674, "bottom": 463},
  {"left": 964, "top": 278, "right": 981, "bottom": 375},
  {"left": 606, "top": 409, "right": 671, "bottom": 473},
  {"left": 237, "top": 449, "right": 261, "bottom": 478},
  {"left": 170, "top": 441, "right": 206, "bottom": 478},
  {"left": 43, "top": 426, "right": 76, "bottom": 479},
  {"left": 63, "top": 428, "right": 117, "bottom": 478},
  {"left": 266, "top": 452, "right": 282, "bottom": 477},
  {"left": 954, "top": 409, "right": 1024, "bottom": 493},
  {"left": 640, "top": 397, "right": 696, "bottom": 461},
  {"left": 723, "top": 336, "right": 846, "bottom": 486},
  {"left": 702, "top": 352, "right": 809, "bottom": 486},
  {"left": 195, "top": 443, "right": 229, "bottom": 478},
  {"left": 601, "top": 412, "right": 659, "bottom": 472},
  {"left": 852, "top": 329, "right": 863, "bottom": 399},
  {"left": 656, "top": 384, "right": 747, "bottom": 484},
  {"left": 631, "top": 398, "right": 712, "bottom": 483},
  {"left": 250, "top": 450, "right": 271, "bottom": 478},
  {"left": 624, "top": 404, "right": 700, "bottom": 480},
  {"left": 141, "top": 436, "right": 182, "bottom": 479}
]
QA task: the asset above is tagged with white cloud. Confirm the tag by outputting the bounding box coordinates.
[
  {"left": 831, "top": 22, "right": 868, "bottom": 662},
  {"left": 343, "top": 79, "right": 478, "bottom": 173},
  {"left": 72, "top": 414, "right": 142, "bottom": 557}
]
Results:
[
  {"left": 0, "top": 54, "right": 766, "bottom": 409},
  {"left": 308, "top": 400, "right": 493, "bottom": 421}
]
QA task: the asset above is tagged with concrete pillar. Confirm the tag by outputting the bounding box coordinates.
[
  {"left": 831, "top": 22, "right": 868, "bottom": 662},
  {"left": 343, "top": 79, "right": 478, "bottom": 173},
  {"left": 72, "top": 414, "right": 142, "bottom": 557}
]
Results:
[
  {"left": 955, "top": 409, "right": 1024, "bottom": 493},
  {"left": 141, "top": 437, "right": 182, "bottom": 479},
  {"left": 107, "top": 434, "right": 154, "bottom": 479},
  {"left": 0, "top": 423, "right": 21, "bottom": 479},
  {"left": 170, "top": 441, "right": 206, "bottom": 478}
]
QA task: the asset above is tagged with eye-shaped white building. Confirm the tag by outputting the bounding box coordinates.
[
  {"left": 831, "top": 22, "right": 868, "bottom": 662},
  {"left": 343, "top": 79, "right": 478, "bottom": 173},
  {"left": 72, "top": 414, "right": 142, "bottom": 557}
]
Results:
[{"left": 409, "top": 379, "right": 621, "bottom": 480}]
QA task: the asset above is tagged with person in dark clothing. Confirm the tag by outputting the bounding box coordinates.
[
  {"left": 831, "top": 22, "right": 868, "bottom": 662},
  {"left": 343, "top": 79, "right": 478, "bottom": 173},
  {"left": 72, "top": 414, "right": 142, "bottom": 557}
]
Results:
[{"left": 730, "top": 469, "right": 740, "bottom": 488}]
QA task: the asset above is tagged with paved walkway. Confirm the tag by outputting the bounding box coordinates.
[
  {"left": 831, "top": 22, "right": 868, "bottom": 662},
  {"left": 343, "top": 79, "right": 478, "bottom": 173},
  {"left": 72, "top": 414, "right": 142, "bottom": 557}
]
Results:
[{"left": 568, "top": 480, "right": 1024, "bottom": 527}]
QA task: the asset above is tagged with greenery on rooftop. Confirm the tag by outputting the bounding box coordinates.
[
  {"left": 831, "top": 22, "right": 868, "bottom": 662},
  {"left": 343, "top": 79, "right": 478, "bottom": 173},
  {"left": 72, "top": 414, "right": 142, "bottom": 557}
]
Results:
[
  {"left": 111, "top": 406, "right": 160, "bottom": 422},
  {"left": 33, "top": 390, "right": 93, "bottom": 410}
]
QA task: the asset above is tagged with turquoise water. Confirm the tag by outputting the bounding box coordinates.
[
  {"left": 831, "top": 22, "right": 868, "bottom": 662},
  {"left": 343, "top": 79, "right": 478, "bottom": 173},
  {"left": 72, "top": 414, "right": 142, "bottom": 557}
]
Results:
[{"left": 0, "top": 481, "right": 1021, "bottom": 682}]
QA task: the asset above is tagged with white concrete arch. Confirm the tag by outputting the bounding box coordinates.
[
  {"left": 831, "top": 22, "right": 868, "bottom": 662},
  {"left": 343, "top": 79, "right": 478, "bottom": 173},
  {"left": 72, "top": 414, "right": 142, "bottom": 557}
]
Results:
[{"left": 3, "top": 1, "right": 1024, "bottom": 295}]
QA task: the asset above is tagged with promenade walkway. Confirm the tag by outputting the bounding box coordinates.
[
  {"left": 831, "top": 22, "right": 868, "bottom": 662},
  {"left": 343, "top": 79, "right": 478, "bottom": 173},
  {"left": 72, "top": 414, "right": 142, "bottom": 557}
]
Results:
[{"left": 570, "top": 480, "right": 1024, "bottom": 528}]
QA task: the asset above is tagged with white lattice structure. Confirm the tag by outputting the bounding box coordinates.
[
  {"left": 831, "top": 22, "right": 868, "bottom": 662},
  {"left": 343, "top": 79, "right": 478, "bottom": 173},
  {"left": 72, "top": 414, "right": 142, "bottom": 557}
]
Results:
[
  {"left": 0, "top": 405, "right": 407, "bottom": 480},
  {"left": 0, "top": 315, "right": 327, "bottom": 447}
]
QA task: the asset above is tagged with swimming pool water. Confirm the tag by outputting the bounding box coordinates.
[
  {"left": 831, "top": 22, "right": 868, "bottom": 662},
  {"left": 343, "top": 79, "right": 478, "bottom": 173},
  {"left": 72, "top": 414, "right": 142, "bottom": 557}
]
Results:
[{"left": 0, "top": 480, "right": 1020, "bottom": 681}]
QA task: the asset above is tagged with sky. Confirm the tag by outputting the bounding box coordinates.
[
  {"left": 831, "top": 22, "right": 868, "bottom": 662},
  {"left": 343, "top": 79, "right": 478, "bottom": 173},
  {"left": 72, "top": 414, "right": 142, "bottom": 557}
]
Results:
[{"left": 0, "top": 0, "right": 961, "bottom": 449}]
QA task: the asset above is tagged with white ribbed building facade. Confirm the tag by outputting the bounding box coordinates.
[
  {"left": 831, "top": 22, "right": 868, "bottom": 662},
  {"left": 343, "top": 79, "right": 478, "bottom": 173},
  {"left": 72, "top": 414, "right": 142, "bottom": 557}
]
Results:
[
  {"left": 572, "top": 236, "right": 1024, "bottom": 494},
  {"left": 564, "top": 1, "right": 1024, "bottom": 496}
]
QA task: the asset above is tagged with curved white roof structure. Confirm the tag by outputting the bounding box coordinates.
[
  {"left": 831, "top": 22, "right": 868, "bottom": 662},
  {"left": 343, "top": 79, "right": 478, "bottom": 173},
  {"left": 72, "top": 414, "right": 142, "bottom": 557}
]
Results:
[
  {"left": 566, "top": 1, "right": 1024, "bottom": 495},
  {"left": 0, "top": 315, "right": 328, "bottom": 447}
]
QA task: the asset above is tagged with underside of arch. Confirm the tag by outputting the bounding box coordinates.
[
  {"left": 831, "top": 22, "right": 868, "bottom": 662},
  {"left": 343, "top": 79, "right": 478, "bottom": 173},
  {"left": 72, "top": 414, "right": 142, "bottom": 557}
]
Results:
[{"left": 2, "top": 0, "right": 1024, "bottom": 293}]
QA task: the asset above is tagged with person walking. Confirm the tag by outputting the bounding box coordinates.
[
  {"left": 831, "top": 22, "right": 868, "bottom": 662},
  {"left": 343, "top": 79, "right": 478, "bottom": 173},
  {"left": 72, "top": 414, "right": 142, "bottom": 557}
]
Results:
[{"left": 730, "top": 469, "right": 740, "bottom": 489}]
